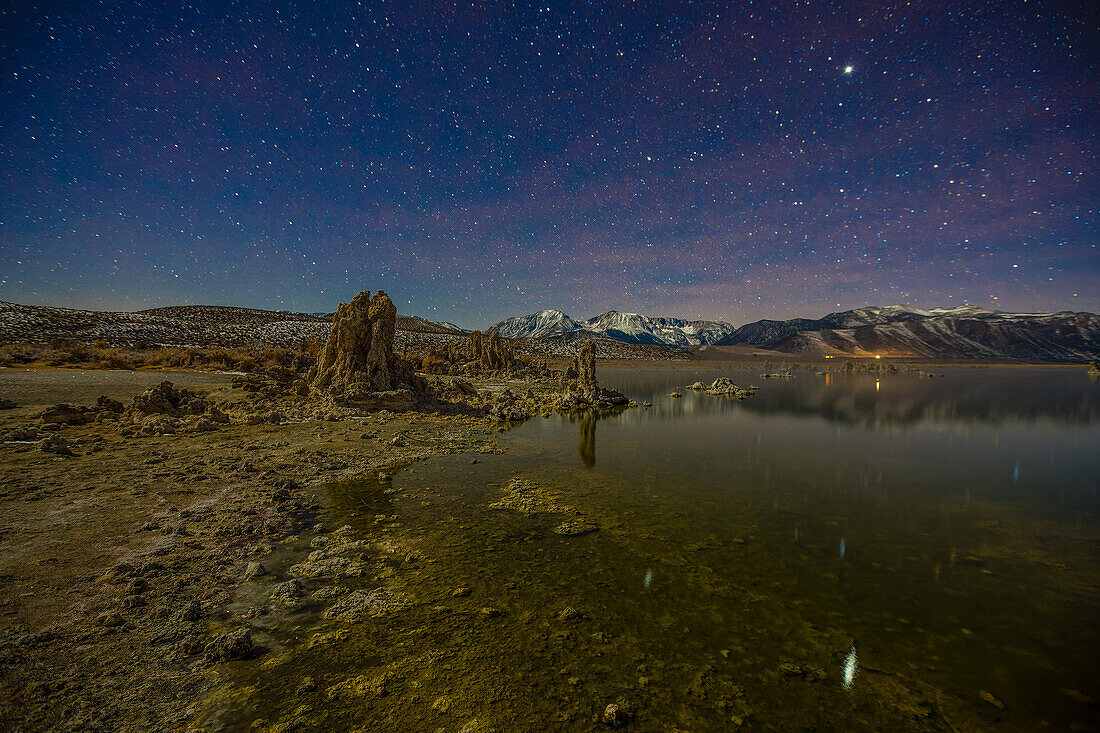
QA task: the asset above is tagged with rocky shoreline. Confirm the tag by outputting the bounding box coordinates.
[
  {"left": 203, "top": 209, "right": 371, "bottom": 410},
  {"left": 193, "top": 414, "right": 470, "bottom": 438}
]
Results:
[
  {"left": 0, "top": 362, "right": 584, "bottom": 730},
  {"left": 0, "top": 350, "right": 657, "bottom": 729}
]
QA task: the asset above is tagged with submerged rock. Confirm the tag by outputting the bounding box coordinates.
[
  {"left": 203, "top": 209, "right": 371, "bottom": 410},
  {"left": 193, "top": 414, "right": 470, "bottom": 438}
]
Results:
[
  {"left": 601, "top": 702, "right": 633, "bottom": 726},
  {"left": 979, "top": 690, "right": 1005, "bottom": 709},
  {"left": 554, "top": 519, "right": 599, "bottom": 536},
  {"left": 180, "top": 600, "right": 203, "bottom": 622},
  {"left": 557, "top": 606, "right": 583, "bottom": 622},
  {"left": 97, "top": 611, "right": 123, "bottom": 627},
  {"left": 490, "top": 477, "right": 573, "bottom": 515},
  {"left": 290, "top": 555, "right": 362, "bottom": 579},
  {"left": 311, "top": 586, "right": 346, "bottom": 600},
  {"left": 322, "top": 587, "right": 405, "bottom": 620},
  {"left": 271, "top": 579, "right": 304, "bottom": 604},
  {"left": 242, "top": 561, "right": 267, "bottom": 580},
  {"left": 205, "top": 627, "right": 253, "bottom": 661}
]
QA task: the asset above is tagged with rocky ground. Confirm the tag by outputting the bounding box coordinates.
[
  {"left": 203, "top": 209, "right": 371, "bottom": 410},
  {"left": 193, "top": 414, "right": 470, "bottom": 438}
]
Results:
[{"left": 0, "top": 367, "right": 582, "bottom": 732}]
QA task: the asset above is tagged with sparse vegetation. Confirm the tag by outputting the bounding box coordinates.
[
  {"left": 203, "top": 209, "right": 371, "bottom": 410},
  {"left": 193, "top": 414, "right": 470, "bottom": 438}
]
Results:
[{"left": 0, "top": 336, "right": 322, "bottom": 374}]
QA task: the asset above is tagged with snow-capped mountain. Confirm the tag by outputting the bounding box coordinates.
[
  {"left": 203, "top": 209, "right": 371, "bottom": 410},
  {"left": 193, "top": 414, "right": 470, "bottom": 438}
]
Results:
[
  {"left": 718, "top": 304, "right": 1100, "bottom": 361},
  {"left": 579, "top": 311, "right": 736, "bottom": 346},
  {"left": 437, "top": 322, "right": 469, "bottom": 333},
  {"left": 488, "top": 309, "right": 735, "bottom": 346},
  {"left": 488, "top": 304, "right": 1099, "bottom": 360},
  {"left": 489, "top": 310, "right": 583, "bottom": 339}
]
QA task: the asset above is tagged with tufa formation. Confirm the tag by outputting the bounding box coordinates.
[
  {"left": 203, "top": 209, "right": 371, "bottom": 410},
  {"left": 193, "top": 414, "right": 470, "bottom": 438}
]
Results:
[
  {"left": 467, "top": 330, "right": 483, "bottom": 362},
  {"left": 309, "top": 290, "right": 426, "bottom": 408},
  {"left": 416, "top": 328, "right": 532, "bottom": 376},
  {"left": 563, "top": 339, "right": 629, "bottom": 408},
  {"left": 575, "top": 339, "right": 598, "bottom": 400},
  {"left": 480, "top": 331, "right": 514, "bottom": 370}
]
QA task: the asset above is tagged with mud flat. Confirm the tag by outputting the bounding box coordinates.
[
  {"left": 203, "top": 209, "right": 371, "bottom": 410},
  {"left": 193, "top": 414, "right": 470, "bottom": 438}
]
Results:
[
  {"left": 0, "top": 368, "right": 517, "bottom": 731},
  {"left": 0, "top": 368, "right": 238, "bottom": 409}
]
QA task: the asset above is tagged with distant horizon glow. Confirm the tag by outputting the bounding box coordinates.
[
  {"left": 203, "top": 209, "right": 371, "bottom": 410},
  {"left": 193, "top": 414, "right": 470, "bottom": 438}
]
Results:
[{"left": 1, "top": 1, "right": 1096, "bottom": 329}]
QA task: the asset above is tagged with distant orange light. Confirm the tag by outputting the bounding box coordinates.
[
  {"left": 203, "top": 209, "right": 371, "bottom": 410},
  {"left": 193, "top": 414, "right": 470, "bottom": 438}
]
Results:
[{"left": 874, "top": 355, "right": 881, "bottom": 359}]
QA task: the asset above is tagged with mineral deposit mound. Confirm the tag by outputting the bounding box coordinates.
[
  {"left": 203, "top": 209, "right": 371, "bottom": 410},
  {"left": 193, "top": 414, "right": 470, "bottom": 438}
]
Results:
[{"left": 309, "top": 289, "right": 427, "bottom": 409}]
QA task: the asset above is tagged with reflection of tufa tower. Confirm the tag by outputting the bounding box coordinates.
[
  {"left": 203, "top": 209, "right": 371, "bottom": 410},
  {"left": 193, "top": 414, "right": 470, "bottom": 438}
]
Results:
[{"left": 578, "top": 410, "right": 596, "bottom": 468}]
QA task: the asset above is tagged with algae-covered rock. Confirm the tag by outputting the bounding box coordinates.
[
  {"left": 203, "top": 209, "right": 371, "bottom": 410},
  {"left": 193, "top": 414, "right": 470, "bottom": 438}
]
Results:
[
  {"left": 489, "top": 477, "right": 573, "bottom": 515},
  {"left": 322, "top": 587, "right": 405, "bottom": 620},
  {"left": 554, "top": 519, "right": 599, "bottom": 536},
  {"left": 205, "top": 627, "right": 253, "bottom": 661}
]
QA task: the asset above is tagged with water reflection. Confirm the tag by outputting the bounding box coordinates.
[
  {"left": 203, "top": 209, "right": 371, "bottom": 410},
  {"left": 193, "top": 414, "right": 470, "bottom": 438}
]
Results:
[
  {"left": 578, "top": 410, "right": 596, "bottom": 468},
  {"left": 245, "top": 365, "right": 1100, "bottom": 732},
  {"left": 843, "top": 646, "right": 858, "bottom": 689},
  {"left": 597, "top": 367, "right": 1100, "bottom": 427}
]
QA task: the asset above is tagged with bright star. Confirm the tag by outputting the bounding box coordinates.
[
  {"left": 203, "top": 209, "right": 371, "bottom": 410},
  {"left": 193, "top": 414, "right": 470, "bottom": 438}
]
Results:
[{"left": 843, "top": 65, "right": 853, "bottom": 74}]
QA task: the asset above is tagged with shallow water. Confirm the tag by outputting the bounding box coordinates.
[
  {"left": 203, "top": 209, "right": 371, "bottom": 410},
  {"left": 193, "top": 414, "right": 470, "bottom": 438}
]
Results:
[{"left": 220, "top": 366, "right": 1100, "bottom": 732}]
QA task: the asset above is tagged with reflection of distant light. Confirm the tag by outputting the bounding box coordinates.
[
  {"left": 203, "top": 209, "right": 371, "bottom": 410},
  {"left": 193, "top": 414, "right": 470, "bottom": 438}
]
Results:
[
  {"left": 644, "top": 569, "right": 652, "bottom": 589},
  {"left": 1013, "top": 461, "right": 1019, "bottom": 482},
  {"left": 875, "top": 379, "right": 880, "bottom": 391},
  {"left": 840, "top": 538, "right": 846, "bottom": 558},
  {"left": 843, "top": 646, "right": 858, "bottom": 688}
]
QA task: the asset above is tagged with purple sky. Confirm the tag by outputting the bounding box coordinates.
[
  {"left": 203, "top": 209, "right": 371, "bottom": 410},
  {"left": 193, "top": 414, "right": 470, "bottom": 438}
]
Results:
[{"left": 1, "top": 0, "right": 1096, "bottom": 328}]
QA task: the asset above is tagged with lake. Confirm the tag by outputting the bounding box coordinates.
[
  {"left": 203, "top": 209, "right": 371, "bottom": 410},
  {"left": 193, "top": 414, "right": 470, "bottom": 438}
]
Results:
[{"left": 221, "top": 365, "right": 1100, "bottom": 731}]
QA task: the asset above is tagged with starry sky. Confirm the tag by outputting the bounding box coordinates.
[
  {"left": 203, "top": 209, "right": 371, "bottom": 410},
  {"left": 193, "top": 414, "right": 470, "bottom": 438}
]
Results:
[{"left": 1, "top": 0, "right": 1097, "bottom": 328}]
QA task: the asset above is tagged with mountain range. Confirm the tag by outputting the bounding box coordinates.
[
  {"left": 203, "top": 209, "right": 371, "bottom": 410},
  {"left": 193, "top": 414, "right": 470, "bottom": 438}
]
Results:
[
  {"left": 489, "top": 309, "right": 736, "bottom": 346},
  {"left": 487, "top": 305, "right": 1100, "bottom": 361}
]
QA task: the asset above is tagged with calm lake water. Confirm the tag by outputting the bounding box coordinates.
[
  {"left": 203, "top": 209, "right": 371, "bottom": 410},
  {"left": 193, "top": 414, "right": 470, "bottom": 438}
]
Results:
[{"left": 224, "top": 366, "right": 1100, "bottom": 732}]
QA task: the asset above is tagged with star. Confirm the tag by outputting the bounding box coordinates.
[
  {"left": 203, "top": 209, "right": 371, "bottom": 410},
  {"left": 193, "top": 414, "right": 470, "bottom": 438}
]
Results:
[{"left": 0, "top": 2, "right": 1092, "bottom": 323}]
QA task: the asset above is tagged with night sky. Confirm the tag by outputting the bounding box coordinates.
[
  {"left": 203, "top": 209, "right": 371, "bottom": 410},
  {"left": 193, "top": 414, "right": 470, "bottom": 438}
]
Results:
[{"left": 1, "top": 1, "right": 1097, "bottom": 328}]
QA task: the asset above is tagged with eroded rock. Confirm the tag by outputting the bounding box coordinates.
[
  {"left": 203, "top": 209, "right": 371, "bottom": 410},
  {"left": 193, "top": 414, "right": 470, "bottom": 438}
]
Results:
[
  {"left": 38, "top": 434, "right": 73, "bottom": 455},
  {"left": 41, "top": 403, "right": 92, "bottom": 425},
  {"left": 559, "top": 340, "right": 629, "bottom": 408},
  {"left": 575, "top": 340, "right": 598, "bottom": 399},
  {"left": 686, "top": 377, "right": 756, "bottom": 399},
  {"left": 308, "top": 289, "right": 426, "bottom": 407}
]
